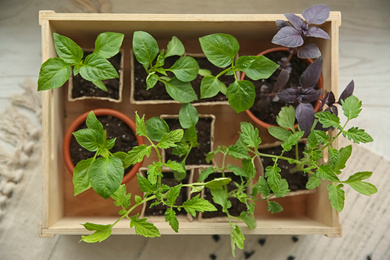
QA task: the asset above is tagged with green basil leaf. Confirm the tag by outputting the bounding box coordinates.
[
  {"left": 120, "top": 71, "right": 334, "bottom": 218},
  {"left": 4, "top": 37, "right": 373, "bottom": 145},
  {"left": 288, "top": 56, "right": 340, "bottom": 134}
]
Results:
[
  {"left": 90, "top": 156, "right": 124, "bottom": 199},
  {"left": 200, "top": 76, "right": 226, "bottom": 99},
  {"left": 163, "top": 77, "right": 198, "bottom": 103},
  {"left": 53, "top": 33, "right": 83, "bottom": 64},
  {"left": 168, "top": 56, "right": 199, "bottom": 82},
  {"left": 133, "top": 31, "right": 159, "bottom": 67},
  {"left": 73, "top": 128, "right": 100, "bottom": 151},
  {"left": 80, "top": 53, "right": 119, "bottom": 81},
  {"left": 86, "top": 111, "right": 104, "bottom": 134},
  {"left": 146, "top": 73, "right": 159, "bottom": 90},
  {"left": 73, "top": 158, "right": 94, "bottom": 196},
  {"left": 38, "top": 58, "right": 71, "bottom": 91},
  {"left": 179, "top": 103, "right": 199, "bottom": 129},
  {"left": 165, "top": 36, "right": 185, "bottom": 57},
  {"left": 199, "top": 33, "right": 239, "bottom": 68},
  {"left": 94, "top": 32, "right": 124, "bottom": 59},
  {"left": 92, "top": 80, "right": 108, "bottom": 91},
  {"left": 226, "top": 80, "right": 255, "bottom": 113},
  {"left": 237, "top": 55, "right": 279, "bottom": 80},
  {"left": 145, "top": 117, "right": 170, "bottom": 142}
]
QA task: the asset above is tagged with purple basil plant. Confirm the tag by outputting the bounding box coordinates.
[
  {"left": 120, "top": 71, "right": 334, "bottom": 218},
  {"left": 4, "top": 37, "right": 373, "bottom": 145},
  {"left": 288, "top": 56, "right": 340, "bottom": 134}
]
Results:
[
  {"left": 321, "top": 80, "right": 355, "bottom": 116},
  {"left": 272, "top": 4, "right": 330, "bottom": 59},
  {"left": 276, "top": 57, "right": 323, "bottom": 134}
]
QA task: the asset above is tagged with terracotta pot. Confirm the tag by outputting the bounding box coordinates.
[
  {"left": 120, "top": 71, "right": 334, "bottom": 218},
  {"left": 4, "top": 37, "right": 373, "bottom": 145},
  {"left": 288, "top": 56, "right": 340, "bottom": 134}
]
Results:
[
  {"left": 243, "top": 47, "right": 324, "bottom": 129},
  {"left": 62, "top": 108, "right": 144, "bottom": 184}
]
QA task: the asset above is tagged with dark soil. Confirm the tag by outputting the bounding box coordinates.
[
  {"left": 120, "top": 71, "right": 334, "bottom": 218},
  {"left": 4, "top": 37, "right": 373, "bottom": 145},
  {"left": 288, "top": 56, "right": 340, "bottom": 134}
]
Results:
[
  {"left": 247, "top": 51, "right": 317, "bottom": 126},
  {"left": 144, "top": 171, "right": 190, "bottom": 216},
  {"left": 71, "top": 51, "right": 122, "bottom": 100},
  {"left": 259, "top": 142, "right": 308, "bottom": 191},
  {"left": 69, "top": 115, "right": 138, "bottom": 175},
  {"left": 133, "top": 56, "right": 230, "bottom": 102},
  {"left": 202, "top": 172, "right": 247, "bottom": 218},
  {"left": 164, "top": 117, "right": 212, "bottom": 166}
]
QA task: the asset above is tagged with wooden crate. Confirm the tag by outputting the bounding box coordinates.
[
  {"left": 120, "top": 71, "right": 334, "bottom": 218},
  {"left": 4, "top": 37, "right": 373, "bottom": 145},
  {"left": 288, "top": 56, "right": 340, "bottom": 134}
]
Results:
[{"left": 39, "top": 11, "right": 342, "bottom": 237}]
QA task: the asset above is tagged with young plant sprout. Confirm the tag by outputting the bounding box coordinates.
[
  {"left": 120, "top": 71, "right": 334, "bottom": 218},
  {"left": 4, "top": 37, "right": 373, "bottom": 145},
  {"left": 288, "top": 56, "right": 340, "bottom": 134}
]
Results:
[{"left": 38, "top": 32, "right": 124, "bottom": 91}]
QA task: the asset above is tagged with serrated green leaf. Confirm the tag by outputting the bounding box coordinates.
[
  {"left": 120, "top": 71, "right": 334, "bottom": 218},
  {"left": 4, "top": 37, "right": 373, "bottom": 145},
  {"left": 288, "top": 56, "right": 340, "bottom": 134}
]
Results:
[
  {"left": 80, "top": 53, "right": 119, "bottom": 81},
  {"left": 145, "top": 117, "right": 170, "bottom": 142},
  {"left": 343, "top": 127, "right": 373, "bottom": 144},
  {"left": 307, "top": 129, "right": 328, "bottom": 148},
  {"left": 130, "top": 214, "right": 161, "bottom": 238},
  {"left": 228, "top": 165, "right": 248, "bottom": 178},
  {"left": 281, "top": 131, "right": 304, "bottom": 151},
  {"left": 317, "top": 164, "right": 340, "bottom": 182},
  {"left": 147, "top": 162, "right": 162, "bottom": 185},
  {"left": 315, "top": 111, "right": 341, "bottom": 129},
  {"left": 273, "top": 179, "right": 290, "bottom": 197},
  {"left": 133, "top": 31, "right": 159, "bottom": 67},
  {"left": 135, "top": 112, "right": 147, "bottom": 137},
  {"left": 126, "top": 144, "right": 151, "bottom": 165},
  {"left": 347, "top": 180, "right": 377, "bottom": 196},
  {"left": 306, "top": 175, "right": 321, "bottom": 190},
  {"left": 38, "top": 58, "right": 72, "bottom": 91},
  {"left": 165, "top": 208, "right": 179, "bottom": 232},
  {"left": 110, "top": 184, "right": 131, "bottom": 208},
  {"left": 163, "top": 77, "right": 198, "bottom": 103},
  {"left": 226, "top": 80, "right": 256, "bottom": 113},
  {"left": 276, "top": 105, "right": 296, "bottom": 130},
  {"left": 341, "top": 95, "right": 361, "bottom": 120},
  {"left": 268, "top": 126, "right": 292, "bottom": 141},
  {"left": 199, "top": 33, "right": 239, "bottom": 68},
  {"left": 94, "top": 32, "right": 124, "bottom": 59},
  {"left": 73, "top": 158, "right": 94, "bottom": 196},
  {"left": 157, "top": 129, "right": 184, "bottom": 148},
  {"left": 137, "top": 173, "right": 155, "bottom": 194},
  {"left": 183, "top": 194, "right": 217, "bottom": 217},
  {"left": 265, "top": 165, "right": 281, "bottom": 192},
  {"left": 166, "top": 184, "right": 182, "bottom": 206},
  {"left": 179, "top": 103, "right": 199, "bottom": 129},
  {"left": 240, "top": 122, "right": 262, "bottom": 148},
  {"left": 81, "top": 223, "right": 112, "bottom": 243},
  {"left": 230, "top": 223, "right": 245, "bottom": 258},
  {"left": 227, "top": 145, "right": 250, "bottom": 160},
  {"left": 199, "top": 167, "right": 215, "bottom": 182},
  {"left": 164, "top": 160, "right": 186, "bottom": 174},
  {"left": 327, "top": 184, "right": 345, "bottom": 212},
  {"left": 329, "top": 145, "right": 352, "bottom": 174},
  {"left": 267, "top": 201, "right": 283, "bottom": 214},
  {"left": 237, "top": 55, "right": 279, "bottom": 80},
  {"left": 168, "top": 56, "right": 199, "bottom": 82},
  {"left": 239, "top": 211, "right": 257, "bottom": 229},
  {"left": 252, "top": 176, "right": 270, "bottom": 197},
  {"left": 200, "top": 76, "right": 226, "bottom": 99},
  {"left": 165, "top": 36, "right": 185, "bottom": 57},
  {"left": 53, "top": 33, "right": 83, "bottom": 64},
  {"left": 90, "top": 156, "right": 124, "bottom": 199}
]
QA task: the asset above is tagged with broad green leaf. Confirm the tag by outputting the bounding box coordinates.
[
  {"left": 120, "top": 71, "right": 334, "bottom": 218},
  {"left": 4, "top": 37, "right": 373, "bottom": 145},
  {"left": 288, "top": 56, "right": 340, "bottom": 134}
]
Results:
[
  {"left": 267, "top": 201, "right": 283, "bottom": 214},
  {"left": 341, "top": 95, "right": 361, "bottom": 120},
  {"left": 226, "top": 80, "right": 256, "bottom": 113},
  {"left": 147, "top": 162, "right": 162, "bottom": 185},
  {"left": 210, "top": 189, "right": 231, "bottom": 213},
  {"left": 227, "top": 145, "right": 250, "bottom": 160},
  {"left": 168, "top": 56, "right": 199, "bottom": 82},
  {"left": 137, "top": 173, "right": 155, "bottom": 194},
  {"left": 268, "top": 126, "right": 292, "bottom": 141},
  {"left": 163, "top": 77, "right": 198, "bottom": 103},
  {"left": 199, "top": 33, "right": 239, "bottom": 68},
  {"left": 90, "top": 156, "right": 124, "bottom": 199},
  {"left": 317, "top": 164, "right": 340, "bottom": 182},
  {"left": 306, "top": 175, "right": 321, "bottom": 189},
  {"left": 73, "top": 158, "right": 94, "bottom": 196},
  {"left": 198, "top": 69, "right": 212, "bottom": 77},
  {"left": 281, "top": 131, "right": 304, "bottom": 151},
  {"left": 81, "top": 223, "right": 112, "bottom": 243},
  {"left": 165, "top": 184, "right": 182, "bottom": 206},
  {"left": 80, "top": 53, "right": 119, "bottom": 81},
  {"left": 126, "top": 144, "right": 151, "bottom": 165},
  {"left": 156, "top": 50, "right": 165, "bottom": 67},
  {"left": 315, "top": 111, "right": 341, "bottom": 129},
  {"left": 145, "top": 117, "right": 170, "bottom": 142},
  {"left": 135, "top": 112, "right": 147, "bottom": 137},
  {"left": 53, "top": 33, "right": 83, "bottom": 64},
  {"left": 92, "top": 80, "right": 107, "bottom": 91},
  {"left": 105, "top": 138, "right": 116, "bottom": 150},
  {"left": 165, "top": 36, "right": 185, "bottom": 57},
  {"left": 38, "top": 58, "right": 71, "bottom": 91},
  {"left": 205, "top": 177, "right": 232, "bottom": 190},
  {"left": 347, "top": 180, "right": 377, "bottom": 196},
  {"left": 94, "top": 32, "right": 124, "bottom": 58},
  {"left": 327, "top": 184, "right": 345, "bottom": 212},
  {"left": 165, "top": 208, "right": 179, "bottom": 232},
  {"left": 157, "top": 129, "right": 184, "bottom": 148},
  {"left": 276, "top": 105, "right": 295, "bottom": 130},
  {"left": 200, "top": 76, "right": 226, "bottom": 99},
  {"left": 343, "top": 127, "right": 373, "bottom": 144},
  {"left": 237, "top": 55, "right": 279, "bottom": 80},
  {"left": 239, "top": 211, "right": 257, "bottom": 229},
  {"left": 110, "top": 184, "right": 131, "bottom": 208},
  {"left": 240, "top": 122, "right": 262, "bottom": 148},
  {"left": 230, "top": 224, "right": 245, "bottom": 258},
  {"left": 179, "top": 103, "right": 199, "bottom": 129},
  {"left": 132, "top": 31, "right": 159, "bottom": 66},
  {"left": 73, "top": 129, "right": 100, "bottom": 151},
  {"left": 182, "top": 194, "right": 217, "bottom": 217},
  {"left": 130, "top": 214, "right": 161, "bottom": 238},
  {"left": 345, "top": 171, "right": 372, "bottom": 182},
  {"left": 146, "top": 73, "right": 159, "bottom": 90},
  {"left": 86, "top": 111, "right": 104, "bottom": 136}
]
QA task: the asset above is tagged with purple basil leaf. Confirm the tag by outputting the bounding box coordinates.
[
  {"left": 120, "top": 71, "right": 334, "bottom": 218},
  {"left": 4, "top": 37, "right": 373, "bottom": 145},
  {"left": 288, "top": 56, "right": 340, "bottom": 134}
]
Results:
[
  {"left": 296, "top": 103, "right": 315, "bottom": 135},
  {"left": 305, "top": 27, "right": 330, "bottom": 39},
  {"left": 276, "top": 20, "right": 290, "bottom": 30},
  {"left": 297, "top": 43, "right": 321, "bottom": 59},
  {"left": 284, "top": 13, "right": 307, "bottom": 32},
  {"left": 330, "top": 105, "right": 339, "bottom": 116},
  {"left": 325, "top": 91, "right": 336, "bottom": 106},
  {"left": 273, "top": 69, "right": 290, "bottom": 92},
  {"left": 302, "top": 5, "right": 330, "bottom": 25},
  {"left": 338, "top": 80, "right": 355, "bottom": 103},
  {"left": 278, "top": 88, "right": 298, "bottom": 103},
  {"left": 299, "top": 56, "right": 323, "bottom": 89},
  {"left": 272, "top": 26, "right": 304, "bottom": 48},
  {"left": 299, "top": 88, "right": 322, "bottom": 103}
]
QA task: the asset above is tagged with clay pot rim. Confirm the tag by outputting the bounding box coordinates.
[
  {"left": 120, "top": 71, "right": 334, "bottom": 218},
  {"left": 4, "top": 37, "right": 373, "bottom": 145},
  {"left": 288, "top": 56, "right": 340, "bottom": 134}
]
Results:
[
  {"left": 243, "top": 47, "right": 324, "bottom": 129},
  {"left": 62, "top": 108, "right": 144, "bottom": 184}
]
